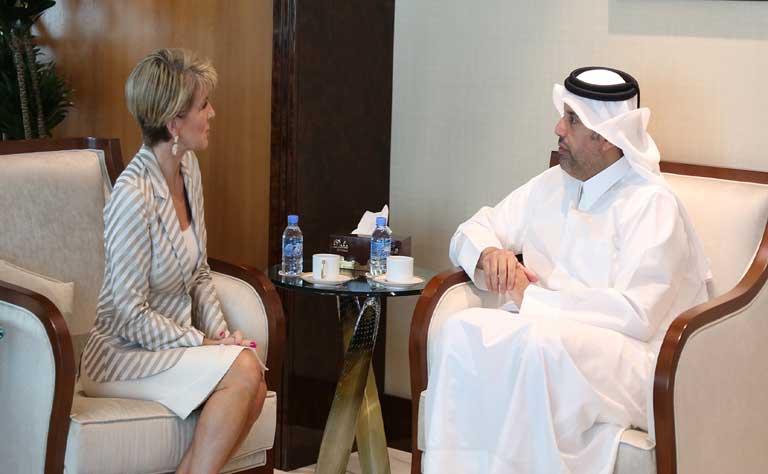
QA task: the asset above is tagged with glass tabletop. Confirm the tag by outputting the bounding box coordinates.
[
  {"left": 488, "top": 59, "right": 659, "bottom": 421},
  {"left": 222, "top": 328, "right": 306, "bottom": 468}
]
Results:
[{"left": 268, "top": 264, "right": 436, "bottom": 297}]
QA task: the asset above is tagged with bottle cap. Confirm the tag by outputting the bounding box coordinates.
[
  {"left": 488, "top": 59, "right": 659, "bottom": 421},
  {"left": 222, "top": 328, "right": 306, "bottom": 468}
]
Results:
[
  {"left": 287, "top": 214, "right": 299, "bottom": 225},
  {"left": 376, "top": 216, "right": 387, "bottom": 226}
]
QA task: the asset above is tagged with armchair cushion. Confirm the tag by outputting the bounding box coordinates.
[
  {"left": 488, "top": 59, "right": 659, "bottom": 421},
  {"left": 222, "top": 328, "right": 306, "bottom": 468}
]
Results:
[
  {"left": 212, "top": 271, "right": 269, "bottom": 363},
  {"left": 0, "top": 150, "right": 110, "bottom": 337},
  {"left": 0, "top": 259, "right": 74, "bottom": 322},
  {"left": 65, "top": 389, "right": 276, "bottom": 474},
  {"left": 662, "top": 173, "right": 768, "bottom": 297}
]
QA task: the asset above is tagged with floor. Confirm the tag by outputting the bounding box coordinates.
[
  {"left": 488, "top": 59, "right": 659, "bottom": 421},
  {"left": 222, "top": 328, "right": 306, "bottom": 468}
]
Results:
[{"left": 275, "top": 448, "right": 412, "bottom": 474}]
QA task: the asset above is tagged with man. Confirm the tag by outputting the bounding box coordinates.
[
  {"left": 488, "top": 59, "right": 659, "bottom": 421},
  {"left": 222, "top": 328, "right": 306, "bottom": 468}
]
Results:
[{"left": 423, "top": 67, "right": 710, "bottom": 474}]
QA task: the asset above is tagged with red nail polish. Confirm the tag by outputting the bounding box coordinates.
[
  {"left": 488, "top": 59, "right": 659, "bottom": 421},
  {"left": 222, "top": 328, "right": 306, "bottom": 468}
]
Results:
[{"left": 250, "top": 342, "right": 256, "bottom": 348}]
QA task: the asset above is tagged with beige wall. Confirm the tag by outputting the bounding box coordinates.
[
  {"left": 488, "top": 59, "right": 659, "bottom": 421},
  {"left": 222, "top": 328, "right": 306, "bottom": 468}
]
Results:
[
  {"left": 386, "top": 0, "right": 768, "bottom": 398},
  {"left": 38, "top": 0, "right": 273, "bottom": 270}
]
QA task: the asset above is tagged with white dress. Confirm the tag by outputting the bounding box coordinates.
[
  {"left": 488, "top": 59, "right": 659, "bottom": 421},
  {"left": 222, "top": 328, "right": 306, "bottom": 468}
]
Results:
[
  {"left": 424, "top": 158, "right": 709, "bottom": 473},
  {"left": 82, "top": 224, "right": 245, "bottom": 419}
]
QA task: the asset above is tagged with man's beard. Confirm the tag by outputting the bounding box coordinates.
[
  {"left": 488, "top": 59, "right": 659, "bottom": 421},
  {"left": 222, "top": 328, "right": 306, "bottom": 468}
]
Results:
[{"left": 557, "top": 142, "right": 580, "bottom": 178}]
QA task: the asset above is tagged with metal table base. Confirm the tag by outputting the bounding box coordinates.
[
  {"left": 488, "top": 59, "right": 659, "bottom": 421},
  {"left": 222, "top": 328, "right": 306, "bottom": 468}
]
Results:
[{"left": 315, "top": 296, "right": 391, "bottom": 474}]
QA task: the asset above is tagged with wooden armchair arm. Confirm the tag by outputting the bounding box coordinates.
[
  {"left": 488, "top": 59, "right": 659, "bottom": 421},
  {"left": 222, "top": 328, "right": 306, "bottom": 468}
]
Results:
[
  {"left": 208, "top": 258, "right": 286, "bottom": 394},
  {"left": 408, "top": 267, "right": 470, "bottom": 473},
  {"left": 0, "top": 280, "right": 75, "bottom": 474},
  {"left": 653, "top": 229, "right": 768, "bottom": 474}
]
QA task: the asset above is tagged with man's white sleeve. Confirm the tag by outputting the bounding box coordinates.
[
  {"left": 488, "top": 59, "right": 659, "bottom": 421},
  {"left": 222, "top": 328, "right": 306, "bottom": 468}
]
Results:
[
  {"left": 520, "top": 192, "right": 694, "bottom": 342},
  {"left": 449, "top": 181, "right": 534, "bottom": 289}
]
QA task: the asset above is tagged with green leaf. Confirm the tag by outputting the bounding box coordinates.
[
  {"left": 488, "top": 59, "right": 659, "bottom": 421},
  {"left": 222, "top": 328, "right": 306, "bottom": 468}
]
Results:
[{"left": 0, "top": 3, "right": 71, "bottom": 140}]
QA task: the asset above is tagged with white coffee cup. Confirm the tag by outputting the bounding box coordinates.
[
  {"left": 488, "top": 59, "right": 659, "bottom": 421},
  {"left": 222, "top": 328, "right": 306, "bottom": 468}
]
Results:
[
  {"left": 386, "top": 255, "right": 414, "bottom": 282},
  {"left": 313, "top": 253, "right": 341, "bottom": 281}
]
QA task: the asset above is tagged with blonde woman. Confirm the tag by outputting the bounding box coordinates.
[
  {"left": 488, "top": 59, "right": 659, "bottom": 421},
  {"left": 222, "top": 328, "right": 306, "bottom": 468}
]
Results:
[{"left": 80, "top": 49, "right": 266, "bottom": 473}]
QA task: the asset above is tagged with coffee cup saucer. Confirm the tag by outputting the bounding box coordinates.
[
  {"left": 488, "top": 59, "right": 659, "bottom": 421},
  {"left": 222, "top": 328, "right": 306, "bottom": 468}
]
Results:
[
  {"left": 300, "top": 272, "right": 352, "bottom": 287},
  {"left": 366, "top": 273, "right": 424, "bottom": 287}
]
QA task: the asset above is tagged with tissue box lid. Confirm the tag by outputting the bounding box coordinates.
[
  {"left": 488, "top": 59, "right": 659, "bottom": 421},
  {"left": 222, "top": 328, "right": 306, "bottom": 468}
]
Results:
[{"left": 329, "top": 233, "right": 412, "bottom": 266}]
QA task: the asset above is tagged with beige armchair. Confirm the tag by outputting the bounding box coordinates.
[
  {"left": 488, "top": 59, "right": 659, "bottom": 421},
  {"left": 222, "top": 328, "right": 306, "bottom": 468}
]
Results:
[
  {"left": 409, "top": 154, "right": 768, "bottom": 474},
  {"left": 0, "top": 137, "right": 285, "bottom": 473}
]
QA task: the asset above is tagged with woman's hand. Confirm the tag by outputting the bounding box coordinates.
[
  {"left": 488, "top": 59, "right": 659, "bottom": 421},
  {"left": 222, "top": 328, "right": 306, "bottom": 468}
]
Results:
[{"left": 202, "top": 329, "right": 259, "bottom": 350}]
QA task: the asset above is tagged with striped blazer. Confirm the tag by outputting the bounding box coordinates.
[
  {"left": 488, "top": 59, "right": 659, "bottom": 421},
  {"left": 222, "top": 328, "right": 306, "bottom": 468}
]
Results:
[{"left": 81, "top": 146, "right": 228, "bottom": 383}]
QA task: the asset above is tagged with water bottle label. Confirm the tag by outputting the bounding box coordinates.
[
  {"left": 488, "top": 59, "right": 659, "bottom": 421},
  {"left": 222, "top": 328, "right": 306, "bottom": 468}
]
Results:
[
  {"left": 284, "top": 242, "right": 303, "bottom": 257},
  {"left": 371, "top": 239, "right": 391, "bottom": 256}
]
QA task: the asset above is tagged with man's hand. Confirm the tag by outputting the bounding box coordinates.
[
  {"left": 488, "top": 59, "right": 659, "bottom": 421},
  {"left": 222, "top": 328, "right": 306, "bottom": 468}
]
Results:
[
  {"left": 202, "top": 329, "right": 259, "bottom": 349},
  {"left": 510, "top": 262, "right": 535, "bottom": 307},
  {"left": 478, "top": 247, "right": 538, "bottom": 300}
]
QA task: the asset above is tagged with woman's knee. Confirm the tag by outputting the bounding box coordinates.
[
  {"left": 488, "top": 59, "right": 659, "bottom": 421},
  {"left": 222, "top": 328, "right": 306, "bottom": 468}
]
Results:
[
  {"left": 254, "top": 380, "right": 268, "bottom": 408},
  {"left": 258, "top": 379, "right": 267, "bottom": 400},
  {"left": 227, "top": 350, "right": 263, "bottom": 392},
  {"left": 252, "top": 379, "right": 268, "bottom": 416}
]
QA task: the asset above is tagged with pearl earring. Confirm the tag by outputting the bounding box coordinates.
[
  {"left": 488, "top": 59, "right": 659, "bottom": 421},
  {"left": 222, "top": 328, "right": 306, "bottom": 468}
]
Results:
[{"left": 171, "top": 135, "right": 179, "bottom": 156}]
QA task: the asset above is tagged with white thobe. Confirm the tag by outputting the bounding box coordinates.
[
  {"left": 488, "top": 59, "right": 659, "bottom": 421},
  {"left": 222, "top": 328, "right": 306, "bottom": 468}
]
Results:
[{"left": 424, "top": 158, "right": 709, "bottom": 474}]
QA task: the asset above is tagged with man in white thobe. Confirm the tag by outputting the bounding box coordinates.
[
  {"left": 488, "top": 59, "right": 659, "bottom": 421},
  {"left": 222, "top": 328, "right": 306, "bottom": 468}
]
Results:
[{"left": 424, "top": 67, "right": 710, "bottom": 474}]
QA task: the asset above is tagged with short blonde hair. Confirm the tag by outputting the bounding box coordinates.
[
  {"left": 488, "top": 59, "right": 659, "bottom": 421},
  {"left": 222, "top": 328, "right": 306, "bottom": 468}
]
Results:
[{"left": 125, "top": 48, "right": 218, "bottom": 146}]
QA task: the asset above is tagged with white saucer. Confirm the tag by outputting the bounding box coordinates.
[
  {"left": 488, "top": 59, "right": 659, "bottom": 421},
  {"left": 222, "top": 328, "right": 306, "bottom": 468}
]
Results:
[
  {"left": 300, "top": 272, "right": 352, "bottom": 286},
  {"left": 366, "top": 273, "right": 424, "bottom": 287}
]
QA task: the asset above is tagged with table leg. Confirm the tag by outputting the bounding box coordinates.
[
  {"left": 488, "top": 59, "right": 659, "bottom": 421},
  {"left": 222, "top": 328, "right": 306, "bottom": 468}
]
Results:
[
  {"left": 315, "top": 297, "right": 390, "bottom": 474},
  {"left": 355, "top": 362, "right": 391, "bottom": 474},
  {"left": 347, "top": 297, "right": 390, "bottom": 474}
]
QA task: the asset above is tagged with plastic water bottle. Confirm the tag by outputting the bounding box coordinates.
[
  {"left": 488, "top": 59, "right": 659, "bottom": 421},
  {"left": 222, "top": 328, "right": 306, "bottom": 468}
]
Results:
[
  {"left": 369, "top": 216, "right": 392, "bottom": 276},
  {"left": 281, "top": 214, "right": 303, "bottom": 276}
]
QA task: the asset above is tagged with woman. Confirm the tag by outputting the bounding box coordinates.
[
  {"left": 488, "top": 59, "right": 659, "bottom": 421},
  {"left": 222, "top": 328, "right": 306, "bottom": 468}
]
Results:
[{"left": 80, "top": 48, "right": 267, "bottom": 473}]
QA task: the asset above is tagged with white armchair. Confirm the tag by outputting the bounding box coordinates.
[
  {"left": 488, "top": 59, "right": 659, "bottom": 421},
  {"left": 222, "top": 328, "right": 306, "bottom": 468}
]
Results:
[
  {"left": 0, "top": 137, "right": 285, "bottom": 473},
  {"left": 409, "top": 153, "right": 768, "bottom": 474}
]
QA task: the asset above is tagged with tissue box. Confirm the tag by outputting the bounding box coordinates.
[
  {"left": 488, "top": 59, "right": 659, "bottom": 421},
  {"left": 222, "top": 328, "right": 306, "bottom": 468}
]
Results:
[{"left": 329, "top": 233, "right": 412, "bottom": 268}]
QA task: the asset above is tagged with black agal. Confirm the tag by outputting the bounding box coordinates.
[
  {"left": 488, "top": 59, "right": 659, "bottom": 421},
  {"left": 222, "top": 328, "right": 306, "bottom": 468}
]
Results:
[{"left": 564, "top": 67, "right": 640, "bottom": 107}]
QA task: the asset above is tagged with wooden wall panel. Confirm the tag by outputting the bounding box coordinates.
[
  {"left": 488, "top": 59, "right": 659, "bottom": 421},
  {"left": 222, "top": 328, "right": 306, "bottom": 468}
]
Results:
[
  {"left": 37, "top": 0, "right": 273, "bottom": 269},
  {"left": 270, "top": 0, "right": 395, "bottom": 468}
]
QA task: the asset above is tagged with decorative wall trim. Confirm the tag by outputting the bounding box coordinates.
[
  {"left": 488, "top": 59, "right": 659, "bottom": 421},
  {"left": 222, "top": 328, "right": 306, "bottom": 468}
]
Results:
[{"left": 270, "top": 0, "right": 298, "bottom": 267}]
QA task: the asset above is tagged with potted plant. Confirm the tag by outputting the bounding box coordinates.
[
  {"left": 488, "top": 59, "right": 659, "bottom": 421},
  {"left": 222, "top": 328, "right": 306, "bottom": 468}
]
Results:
[{"left": 0, "top": 0, "right": 72, "bottom": 140}]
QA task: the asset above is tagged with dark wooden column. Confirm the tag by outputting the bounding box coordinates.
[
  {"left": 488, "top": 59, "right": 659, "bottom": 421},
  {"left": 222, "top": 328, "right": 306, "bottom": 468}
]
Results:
[{"left": 270, "top": 0, "right": 395, "bottom": 469}]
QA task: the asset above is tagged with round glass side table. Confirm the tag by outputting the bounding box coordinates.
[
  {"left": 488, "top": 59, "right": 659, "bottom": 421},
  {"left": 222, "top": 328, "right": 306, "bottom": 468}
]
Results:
[{"left": 269, "top": 264, "right": 434, "bottom": 474}]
